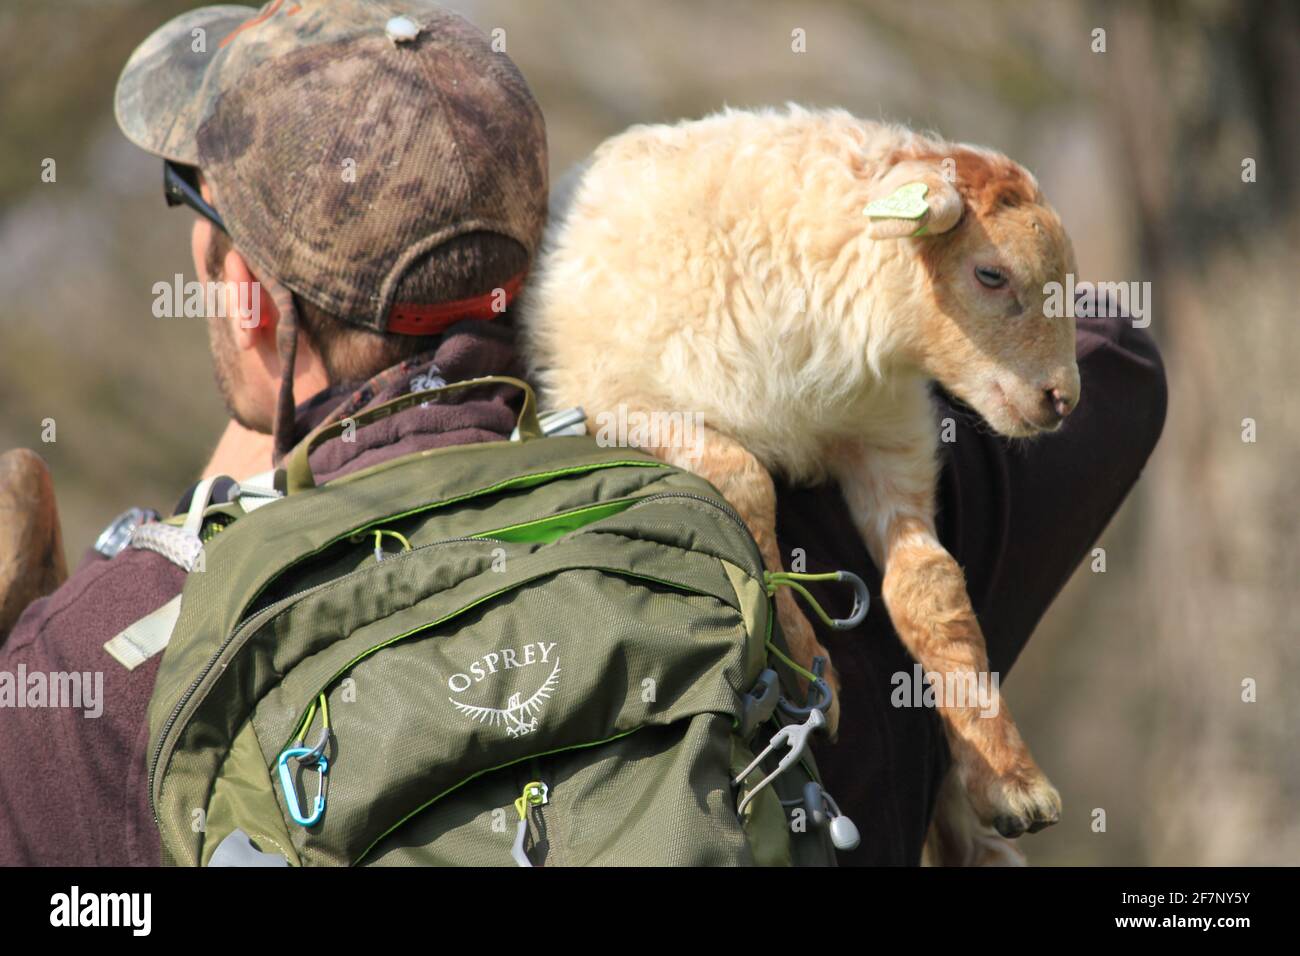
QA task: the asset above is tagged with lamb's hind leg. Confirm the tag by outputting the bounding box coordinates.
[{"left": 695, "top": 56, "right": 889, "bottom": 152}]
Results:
[
  {"left": 831, "top": 437, "right": 1060, "bottom": 838},
  {"left": 624, "top": 414, "right": 840, "bottom": 733}
]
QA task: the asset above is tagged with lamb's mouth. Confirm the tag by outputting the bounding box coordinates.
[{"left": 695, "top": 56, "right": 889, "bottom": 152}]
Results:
[
  {"left": 990, "top": 382, "right": 1059, "bottom": 436},
  {"left": 943, "top": 383, "right": 1054, "bottom": 437}
]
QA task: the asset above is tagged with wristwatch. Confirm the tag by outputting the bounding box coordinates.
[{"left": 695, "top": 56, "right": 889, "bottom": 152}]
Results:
[{"left": 93, "top": 506, "right": 162, "bottom": 559}]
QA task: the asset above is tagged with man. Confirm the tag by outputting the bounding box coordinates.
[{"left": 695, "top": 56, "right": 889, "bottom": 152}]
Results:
[
  {"left": 0, "top": 0, "right": 545, "bottom": 866},
  {"left": 0, "top": 0, "right": 1165, "bottom": 866}
]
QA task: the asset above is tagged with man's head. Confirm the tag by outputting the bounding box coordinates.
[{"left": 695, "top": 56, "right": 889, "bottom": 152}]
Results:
[
  {"left": 115, "top": 1, "right": 548, "bottom": 448},
  {"left": 193, "top": 178, "right": 529, "bottom": 433}
]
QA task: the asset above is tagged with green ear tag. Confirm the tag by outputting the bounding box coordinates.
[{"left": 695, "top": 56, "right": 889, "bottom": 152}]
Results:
[{"left": 864, "top": 182, "right": 930, "bottom": 220}]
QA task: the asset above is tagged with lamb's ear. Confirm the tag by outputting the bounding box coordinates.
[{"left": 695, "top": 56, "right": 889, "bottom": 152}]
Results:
[{"left": 864, "top": 162, "right": 963, "bottom": 239}]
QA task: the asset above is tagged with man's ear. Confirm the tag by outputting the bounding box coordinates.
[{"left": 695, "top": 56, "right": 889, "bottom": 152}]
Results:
[
  {"left": 864, "top": 160, "right": 964, "bottom": 239},
  {"left": 220, "top": 247, "right": 277, "bottom": 349}
]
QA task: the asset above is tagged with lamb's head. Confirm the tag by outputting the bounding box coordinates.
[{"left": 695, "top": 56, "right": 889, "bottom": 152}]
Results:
[{"left": 866, "top": 146, "right": 1080, "bottom": 437}]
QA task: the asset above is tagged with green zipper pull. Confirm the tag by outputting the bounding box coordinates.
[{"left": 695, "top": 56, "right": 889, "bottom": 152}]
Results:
[
  {"left": 375, "top": 528, "right": 412, "bottom": 562},
  {"left": 352, "top": 528, "right": 412, "bottom": 562},
  {"left": 510, "top": 780, "right": 549, "bottom": 867}
]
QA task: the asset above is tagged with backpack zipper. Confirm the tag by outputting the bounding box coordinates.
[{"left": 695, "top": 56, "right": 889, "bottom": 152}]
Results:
[{"left": 625, "top": 491, "right": 752, "bottom": 538}]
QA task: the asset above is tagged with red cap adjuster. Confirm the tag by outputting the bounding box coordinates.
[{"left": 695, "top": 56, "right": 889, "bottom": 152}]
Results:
[{"left": 386, "top": 271, "right": 525, "bottom": 336}]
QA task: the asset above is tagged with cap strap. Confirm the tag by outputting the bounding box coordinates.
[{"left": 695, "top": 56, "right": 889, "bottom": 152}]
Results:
[
  {"left": 266, "top": 276, "right": 300, "bottom": 464},
  {"left": 386, "top": 271, "right": 525, "bottom": 336}
]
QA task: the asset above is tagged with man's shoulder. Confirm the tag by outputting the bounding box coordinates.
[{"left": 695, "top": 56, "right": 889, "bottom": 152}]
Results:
[
  {"left": 1, "top": 546, "right": 186, "bottom": 668},
  {"left": 0, "top": 537, "right": 176, "bottom": 868}
]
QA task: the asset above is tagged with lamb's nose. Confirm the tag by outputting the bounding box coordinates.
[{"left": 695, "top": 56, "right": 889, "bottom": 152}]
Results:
[{"left": 1046, "top": 387, "right": 1075, "bottom": 419}]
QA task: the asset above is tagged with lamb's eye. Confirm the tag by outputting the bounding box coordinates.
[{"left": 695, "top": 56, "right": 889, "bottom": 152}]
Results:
[{"left": 975, "top": 266, "right": 1008, "bottom": 289}]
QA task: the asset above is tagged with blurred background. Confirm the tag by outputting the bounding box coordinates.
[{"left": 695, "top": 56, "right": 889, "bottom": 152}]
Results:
[{"left": 1, "top": 0, "right": 1296, "bottom": 864}]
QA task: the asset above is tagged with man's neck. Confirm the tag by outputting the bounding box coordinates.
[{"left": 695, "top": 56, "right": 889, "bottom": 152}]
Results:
[{"left": 203, "top": 420, "right": 274, "bottom": 481}]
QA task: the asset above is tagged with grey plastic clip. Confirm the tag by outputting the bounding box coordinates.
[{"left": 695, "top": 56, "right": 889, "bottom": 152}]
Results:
[
  {"left": 802, "top": 781, "right": 829, "bottom": 828},
  {"left": 511, "top": 406, "right": 588, "bottom": 441},
  {"left": 298, "top": 726, "right": 330, "bottom": 765},
  {"left": 782, "top": 781, "right": 861, "bottom": 852},
  {"left": 777, "top": 656, "right": 835, "bottom": 719},
  {"left": 511, "top": 818, "right": 532, "bottom": 867},
  {"left": 828, "top": 570, "right": 870, "bottom": 630},
  {"left": 733, "top": 708, "right": 826, "bottom": 816},
  {"left": 94, "top": 507, "right": 160, "bottom": 559},
  {"left": 208, "top": 828, "right": 289, "bottom": 867},
  {"left": 739, "top": 668, "right": 780, "bottom": 738},
  {"left": 823, "top": 791, "right": 861, "bottom": 851}
]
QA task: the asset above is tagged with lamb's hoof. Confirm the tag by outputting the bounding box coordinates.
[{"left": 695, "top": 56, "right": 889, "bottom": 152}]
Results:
[{"left": 984, "top": 773, "right": 1061, "bottom": 838}]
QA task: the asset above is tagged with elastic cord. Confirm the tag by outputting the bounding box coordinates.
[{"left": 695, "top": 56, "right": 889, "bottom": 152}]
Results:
[
  {"left": 296, "top": 692, "right": 331, "bottom": 745},
  {"left": 373, "top": 528, "right": 412, "bottom": 552},
  {"left": 765, "top": 571, "right": 843, "bottom": 630},
  {"left": 760, "top": 601, "right": 821, "bottom": 685}
]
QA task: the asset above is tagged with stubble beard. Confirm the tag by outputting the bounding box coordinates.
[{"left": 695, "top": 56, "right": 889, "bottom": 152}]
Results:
[{"left": 206, "top": 314, "right": 272, "bottom": 434}]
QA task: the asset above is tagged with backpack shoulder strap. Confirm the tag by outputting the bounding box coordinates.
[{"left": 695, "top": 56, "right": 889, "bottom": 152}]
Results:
[{"left": 103, "top": 474, "right": 241, "bottom": 669}]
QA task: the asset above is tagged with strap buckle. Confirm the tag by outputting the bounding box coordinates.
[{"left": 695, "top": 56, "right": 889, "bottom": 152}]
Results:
[{"left": 739, "top": 668, "right": 780, "bottom": 738}]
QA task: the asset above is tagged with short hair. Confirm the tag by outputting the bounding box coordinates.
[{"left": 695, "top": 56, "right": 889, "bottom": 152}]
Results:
[{"left": 204, "top": 227, "right": 527, "bottom": 385}]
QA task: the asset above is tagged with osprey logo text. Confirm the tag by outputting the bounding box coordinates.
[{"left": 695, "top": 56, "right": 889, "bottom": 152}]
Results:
[{"left": 448, "top": 642, "right": 560, "bottom": 738}]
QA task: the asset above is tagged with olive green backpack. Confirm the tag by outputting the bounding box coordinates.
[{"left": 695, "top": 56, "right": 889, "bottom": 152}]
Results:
[{"left": 140, "top": 377, "right": 863, "bottom": 866}]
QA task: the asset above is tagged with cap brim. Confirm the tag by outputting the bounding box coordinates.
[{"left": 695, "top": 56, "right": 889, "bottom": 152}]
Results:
[{"left": 114, "top": 5, "right": 255, "bottom": 164}]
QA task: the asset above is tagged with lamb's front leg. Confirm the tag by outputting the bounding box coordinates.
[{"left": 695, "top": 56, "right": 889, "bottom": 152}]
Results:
[
  {"left": 831, "top": 434, "right": 1060, "bottom": 838},
  {"left": 642, "top": 418, "right": 840, "bottom": 734}
]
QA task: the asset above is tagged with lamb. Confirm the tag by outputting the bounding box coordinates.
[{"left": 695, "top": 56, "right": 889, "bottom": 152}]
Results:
[{"left": 519, "top": 105, "right": 1079, "bottom": 849}]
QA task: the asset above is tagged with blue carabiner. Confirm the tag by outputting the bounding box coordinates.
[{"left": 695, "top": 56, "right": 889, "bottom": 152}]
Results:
[{"left": 277, "top": 746, "right": 329, "bottom": 827}]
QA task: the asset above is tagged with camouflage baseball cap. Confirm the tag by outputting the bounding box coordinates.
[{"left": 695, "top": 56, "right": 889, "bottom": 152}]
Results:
[{"left": 114, "top": 0, "right": 548, "bottom": 334}]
